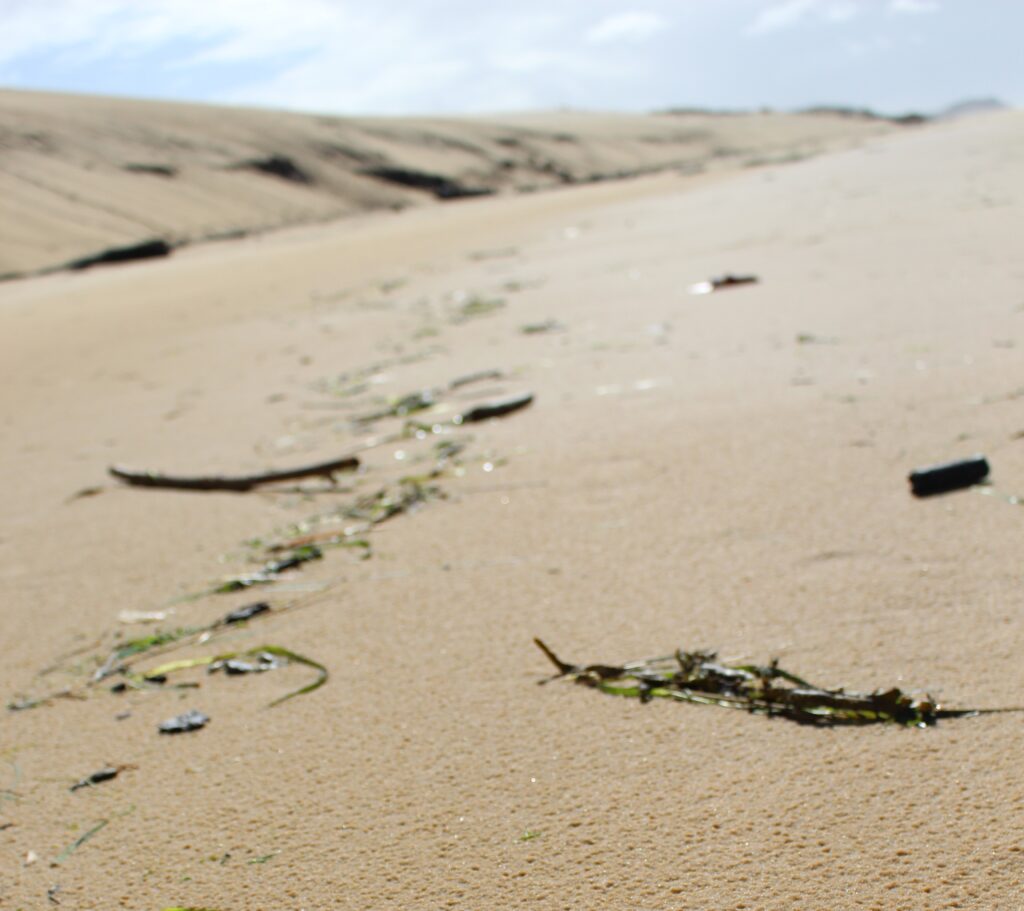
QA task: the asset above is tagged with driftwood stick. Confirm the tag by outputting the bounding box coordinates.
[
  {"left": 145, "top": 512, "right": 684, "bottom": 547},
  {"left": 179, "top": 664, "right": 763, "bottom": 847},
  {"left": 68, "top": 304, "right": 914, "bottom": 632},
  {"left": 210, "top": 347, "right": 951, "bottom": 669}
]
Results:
[
  {"left": 109, "top": 454, "right": 359, "bottom": 492},
  {"left": 458, "top": 392, "right": 534, "bottom": 423}
]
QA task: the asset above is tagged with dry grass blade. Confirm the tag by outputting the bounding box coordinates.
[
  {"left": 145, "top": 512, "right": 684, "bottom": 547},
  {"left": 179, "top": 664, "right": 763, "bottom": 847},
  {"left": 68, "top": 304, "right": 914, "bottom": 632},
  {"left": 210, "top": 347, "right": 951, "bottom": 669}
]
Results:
[{"left": 52, "top": 818, "right": 108, "bottom": 865}]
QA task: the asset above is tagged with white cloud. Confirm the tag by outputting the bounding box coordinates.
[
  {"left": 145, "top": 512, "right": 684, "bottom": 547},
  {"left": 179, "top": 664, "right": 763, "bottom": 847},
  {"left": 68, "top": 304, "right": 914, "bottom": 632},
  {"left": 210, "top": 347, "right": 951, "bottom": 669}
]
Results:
[
  {"left": 585, "top": 11, "right": 669, "bottom": 45},
  {"left": 0, "top": 1, "right": 693, "bottom": 113},
  {"left": 747, "top": 0, "right": 861, "bottom": 34},
  {"left": 747, "top": 0, "right": 815, "bottom": 34},
  {"left": 889, "top": 0, "right": 939, "bottom": 13}
]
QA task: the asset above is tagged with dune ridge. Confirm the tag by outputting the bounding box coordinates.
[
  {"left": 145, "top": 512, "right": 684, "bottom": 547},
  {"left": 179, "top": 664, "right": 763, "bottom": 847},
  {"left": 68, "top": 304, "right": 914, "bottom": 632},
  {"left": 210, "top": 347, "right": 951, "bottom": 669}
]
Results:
[{"left": 0, "top": 88, "right": 904, "bottom": 279}]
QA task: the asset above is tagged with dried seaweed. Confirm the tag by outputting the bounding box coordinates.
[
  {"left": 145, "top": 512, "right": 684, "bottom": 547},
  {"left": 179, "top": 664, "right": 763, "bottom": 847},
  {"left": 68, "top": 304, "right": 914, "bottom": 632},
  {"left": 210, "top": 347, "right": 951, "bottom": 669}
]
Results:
[
  {"left": 52, "top": 819, "right": 108, "bottom": 865},
  {"left": 520, "top": 320, "right": 563, "bottom": 335},
  {"left": 534, "top": 638, "right": 1015, "bottom": 727},
  {"left": 144, "top": 644, "right": 328, "bottom": 707},
  {"left": 214, "top": 545, "right": 322, "bottom": 593},
  {"left": 451, "top": 294, "right": 505, "bottom": 323},
  {"left": 344, "top": 477, "right": 443, "bottom": 525},
  {"left": 247, "top": 853, "right": 277, "bottom": 864},
  {"left": 355, "top": 389, "right": 438, "bottom": 423},
  {"left": 7, "top": 690, "right": 83, "bottom": 712},
  {"left": 93, "top": 628, "right": 202, "bottom": 682}
]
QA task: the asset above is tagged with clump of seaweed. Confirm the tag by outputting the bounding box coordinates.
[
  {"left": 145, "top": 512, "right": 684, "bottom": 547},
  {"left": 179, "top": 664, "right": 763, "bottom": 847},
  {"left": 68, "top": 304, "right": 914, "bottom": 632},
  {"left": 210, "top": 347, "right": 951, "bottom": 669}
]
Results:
[{"left": 534, "top": 639, "right": 1018, "bottom": 727}]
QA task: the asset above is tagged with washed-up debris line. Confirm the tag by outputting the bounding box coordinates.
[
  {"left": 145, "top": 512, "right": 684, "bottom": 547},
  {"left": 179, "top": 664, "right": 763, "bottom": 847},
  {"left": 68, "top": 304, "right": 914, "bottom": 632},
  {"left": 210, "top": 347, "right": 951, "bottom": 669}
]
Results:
[
  {"left": 689, "top": 273, "right": 759, "bottom": 295},
  {"left": 109, "top": 453, "right": 359, "bottom": 492},
  {"left": 14, "top": 364, "right": 534, "bottom": 717},
  {"left": 909, "top": 455, "right": 990, "bottom": 497},
  {"left": 534, "top": 639, "right": 1016, "bottom": 727},
  {"left": 7, "top": 598, "right": 323, "bottom": 711}
]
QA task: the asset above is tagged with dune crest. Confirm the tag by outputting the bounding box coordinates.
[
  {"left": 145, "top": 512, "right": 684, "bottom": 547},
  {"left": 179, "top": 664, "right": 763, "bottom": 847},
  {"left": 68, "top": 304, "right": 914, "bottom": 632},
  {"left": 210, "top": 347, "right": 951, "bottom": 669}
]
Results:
[{"left": 0, "top": 89, "right": 904, "bottom": 278}]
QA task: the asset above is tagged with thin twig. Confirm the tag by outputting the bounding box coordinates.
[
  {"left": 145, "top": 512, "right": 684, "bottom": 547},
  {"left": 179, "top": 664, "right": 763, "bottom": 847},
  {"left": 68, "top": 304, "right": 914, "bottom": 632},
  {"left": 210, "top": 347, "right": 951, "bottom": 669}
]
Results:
[{"left": 108, "top": 454, "right": 359, "bottom": 492}]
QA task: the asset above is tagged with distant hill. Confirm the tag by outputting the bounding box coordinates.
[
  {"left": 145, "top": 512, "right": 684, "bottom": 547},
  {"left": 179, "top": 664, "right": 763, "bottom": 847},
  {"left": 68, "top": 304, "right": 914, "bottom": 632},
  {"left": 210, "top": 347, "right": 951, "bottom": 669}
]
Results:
[
  {"left": 0, "top": 89, "right": 907, "bottom": 280},
  {"left": 938, "top": 97, "right": 1008, "bottom": 119}
]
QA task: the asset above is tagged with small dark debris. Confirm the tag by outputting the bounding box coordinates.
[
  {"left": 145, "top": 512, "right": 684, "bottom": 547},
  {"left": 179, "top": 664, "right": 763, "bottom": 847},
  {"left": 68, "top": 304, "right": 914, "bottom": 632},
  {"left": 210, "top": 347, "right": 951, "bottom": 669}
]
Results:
[
  {"left": 48, "top": 883, "right": 61, "bottom": 905},
  {"left": 520, "top": 320, "right": 563, "bottom": 335},
  {"left": 209, "top": 652, "right": 280, "bottom": 676},
  {"left": 449, "top": 369, "right": 503, "bottom": 390},
  {"left": 458, "top": 392, "right": 534, "bottom": 423},
  {"left": 67, "top": 239, "right": 172, "bottom": 271},
  {"left": 909, "top": 455, "right": 990, "bottom": 497},
  {"left": 66, "top": 486, "right": 104, "bottom": 503},
  {"left": 69, "top": 767, "right": 121, "bottom": 793},
  {"left": 158, "top": 709, "right": 209, "bottom": 734},
  {"left": 223, "top": 602, "right": 271, "bottom": 625},
  {"left": 0, "top": 822, "right": 14, "bottom": 831},
  {"left": 689, "top": 273, "right": 759, "bottom": 294},
  {"left": 356, "top": 390, "right": 435, "bottom": 423},
  {"left": 265, "top": 547, "right": 322, "bottom": 575},
  {"left": 122, "top": 163, "right": 177, "bottom": 177},
  {"left": 142, "top": 674, "right": 167, "bottom": 685},
  {"left": 110, "top": 682, "right": 128, "bottom": 694}
]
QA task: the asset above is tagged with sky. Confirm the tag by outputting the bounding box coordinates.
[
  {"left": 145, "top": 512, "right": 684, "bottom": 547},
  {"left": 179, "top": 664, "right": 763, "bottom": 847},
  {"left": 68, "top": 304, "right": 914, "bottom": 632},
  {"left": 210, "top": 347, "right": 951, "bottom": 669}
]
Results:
[{"left": 0, "top": 0, "right": 1019, "bottom": 116}]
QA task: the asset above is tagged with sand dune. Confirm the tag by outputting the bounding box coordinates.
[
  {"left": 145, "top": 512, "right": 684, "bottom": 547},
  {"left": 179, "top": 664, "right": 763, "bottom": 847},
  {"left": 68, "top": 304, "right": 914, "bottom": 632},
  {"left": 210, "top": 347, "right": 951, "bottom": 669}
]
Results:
[{"left": 0, "top": 88, "right": 903, "bottom": 278}]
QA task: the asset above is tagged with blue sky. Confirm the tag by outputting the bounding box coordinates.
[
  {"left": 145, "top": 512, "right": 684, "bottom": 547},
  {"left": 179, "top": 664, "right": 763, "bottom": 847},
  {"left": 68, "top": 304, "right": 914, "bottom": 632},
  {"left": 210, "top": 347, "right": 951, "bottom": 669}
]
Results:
[{"left": 0, "top": 1, "right": 1019, "bottom": 115}]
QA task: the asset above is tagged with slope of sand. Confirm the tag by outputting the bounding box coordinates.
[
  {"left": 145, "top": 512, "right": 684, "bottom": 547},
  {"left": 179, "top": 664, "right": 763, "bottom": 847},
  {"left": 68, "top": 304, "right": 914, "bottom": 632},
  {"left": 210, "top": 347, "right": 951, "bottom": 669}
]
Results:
[
  {"left": 0, "top": 88, "right": 904, "bottom": 279},
  {"left": 2, "top": 107, "right": 1024, "bottom": 910}
]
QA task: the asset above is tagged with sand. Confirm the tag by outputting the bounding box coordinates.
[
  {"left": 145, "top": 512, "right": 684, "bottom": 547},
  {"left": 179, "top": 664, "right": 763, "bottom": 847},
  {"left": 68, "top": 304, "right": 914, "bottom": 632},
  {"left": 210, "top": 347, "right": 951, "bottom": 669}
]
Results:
[{"left": 2, "top": 98, "right": 1024, "bottom": 910}]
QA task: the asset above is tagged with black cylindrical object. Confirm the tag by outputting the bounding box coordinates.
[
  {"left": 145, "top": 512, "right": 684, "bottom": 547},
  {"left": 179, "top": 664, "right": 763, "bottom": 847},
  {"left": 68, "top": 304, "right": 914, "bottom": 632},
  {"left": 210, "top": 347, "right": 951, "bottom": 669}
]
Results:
[{"left": 909, "top": 455, "right": 989, "bottom": 497}]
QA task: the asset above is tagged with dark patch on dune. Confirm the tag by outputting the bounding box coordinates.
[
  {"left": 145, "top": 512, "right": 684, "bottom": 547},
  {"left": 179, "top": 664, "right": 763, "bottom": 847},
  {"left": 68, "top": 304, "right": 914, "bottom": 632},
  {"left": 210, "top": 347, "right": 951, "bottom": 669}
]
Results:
[
  {"left": 232, "top": 154, "right": 313, "bottom": 185},
  {"left": 314, "top": 142, "right": 382, "bottom": 165},
  {"left": 122, "top": 162, "right": 177, "bottom": 177},
  {"left": 66, "top": 239, "right": 172, "bottom": 270},
  {"left": 359, "top": 166, "right": 493, "bottom": 200}
]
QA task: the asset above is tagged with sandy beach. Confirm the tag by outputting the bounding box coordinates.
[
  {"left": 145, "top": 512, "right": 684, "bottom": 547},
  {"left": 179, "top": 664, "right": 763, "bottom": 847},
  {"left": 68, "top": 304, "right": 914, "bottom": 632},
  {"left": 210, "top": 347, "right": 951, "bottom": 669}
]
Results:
[{"left": 3, "top": 96, "right": 1024, "bottom": 910}]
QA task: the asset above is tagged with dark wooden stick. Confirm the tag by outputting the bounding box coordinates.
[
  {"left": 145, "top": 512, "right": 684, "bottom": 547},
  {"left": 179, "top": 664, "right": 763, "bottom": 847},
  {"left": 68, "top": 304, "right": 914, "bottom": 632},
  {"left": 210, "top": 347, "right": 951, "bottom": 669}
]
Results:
[
  {"left": 459, "top": 392, "right": 534, "bottom": 423},
  {"left": 109, "top": 454, "right": 359, "bottom": 492}
]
